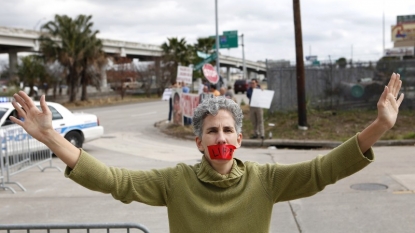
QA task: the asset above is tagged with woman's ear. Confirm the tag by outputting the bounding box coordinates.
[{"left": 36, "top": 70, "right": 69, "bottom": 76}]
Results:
[
  {"left": 195, "top": 136, "right": 204, "bottom": 152},
  {"left": 235, "top": 133, "right": 243, "bottom": 148}
]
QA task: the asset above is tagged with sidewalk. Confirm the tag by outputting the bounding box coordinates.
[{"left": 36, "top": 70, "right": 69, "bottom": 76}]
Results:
[{"left": 1, "top": 140, "right": 414, "bottom": 233}]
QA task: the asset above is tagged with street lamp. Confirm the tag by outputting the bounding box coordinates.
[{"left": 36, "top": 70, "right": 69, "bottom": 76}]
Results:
[
  {"left": 240, "top": 34, "right": 247, "bottom": 79},
  {"left": 33, "top": 17, "right": 46, "bottom": 31},
  {"left": 214, "top": 0, "right": 220, "bottom": 82}
]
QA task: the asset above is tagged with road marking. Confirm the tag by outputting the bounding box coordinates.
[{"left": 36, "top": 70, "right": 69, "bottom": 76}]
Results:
[{"left": 393, "top": 190, "right": 415, "bottom": 194}]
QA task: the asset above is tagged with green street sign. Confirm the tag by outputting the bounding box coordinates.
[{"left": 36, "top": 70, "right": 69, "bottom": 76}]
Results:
[
  {"left": 224, "top": 30, "right": 238, "bottom": 35},
  {"left": 312, "top": 60, "right": 320, "bottom": 66},
  {"left": 194, "top": 52, "right": 218, "bottom": 70},
  {"left": 211, "top": 30, "right": 238, "bottom": 49}
]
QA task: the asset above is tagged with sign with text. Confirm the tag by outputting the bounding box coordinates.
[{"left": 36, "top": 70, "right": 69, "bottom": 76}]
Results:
[
  {"left": 250, "top": 89, "right": 274, "bottom": 109},
  {"left": 397, "top": 15, "right": 415, "bottom": 24},
  {"left": 306, "top": 55, "right": 318, "bottom": 61},
  {"left": 384, "top": 47, "right": 414, "bottom": 57},
  {"left": 391, "top": 23, "right": 415, "bottom": 41},
  {"left": 181, "top": 93, "right": 200, "bottom": 118},
  {"left": 161, "top": 88, "right": 172, "bottom": 101},
  {"left": 202, "top": 64, "right": 219, "bottom": 84},
  {"left": 172, "top": 88, "right": 183, "bottom": 125},
  {"left": 211, "top": 30, "right": 238, "bottom": 49},
  {"left": 176, "top": 66, "right": 193, "bottom": 84},
  {"left": 194, "top": 52, "right": 217, "bottom": 71}
]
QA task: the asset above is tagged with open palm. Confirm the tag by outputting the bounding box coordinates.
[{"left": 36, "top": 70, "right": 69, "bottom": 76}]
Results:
[
  {"left": 10, "top": 91, "right": 53, "bottom": 142},
  {"left": 377, "top": 73, "right": 404, "bottom": 130}
]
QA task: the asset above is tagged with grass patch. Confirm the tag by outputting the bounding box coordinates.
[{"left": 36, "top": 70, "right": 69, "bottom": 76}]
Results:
[{"left": 164, "top": 105, "right": 415, "bottom": 142}]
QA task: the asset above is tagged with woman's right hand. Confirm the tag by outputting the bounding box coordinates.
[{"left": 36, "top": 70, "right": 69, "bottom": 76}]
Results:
[{"left": 10, "top": 91, "right": 54, "bottom": 143}]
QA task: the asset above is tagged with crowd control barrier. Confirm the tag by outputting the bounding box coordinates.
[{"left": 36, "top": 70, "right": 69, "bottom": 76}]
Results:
[
  {"left": 0, "top": 124, "right": 61, "bottom": 193},
  {"left": 0, "top": 222, "right": 150, "bottom": 233}
]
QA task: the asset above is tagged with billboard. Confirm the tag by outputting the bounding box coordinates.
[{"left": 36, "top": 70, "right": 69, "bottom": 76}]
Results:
[
  {"left": 391, "top": 23, "right": 415, "bottom": 42},
  {"left": 397, "top": 15, "right": 415, "bottom": 24},
  {"left": 384, "top": 47, "right": 414, "bottom": 57}
]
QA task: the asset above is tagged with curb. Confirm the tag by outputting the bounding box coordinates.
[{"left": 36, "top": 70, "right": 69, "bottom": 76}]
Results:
[{"left": 155, "top": 120, "right": 415, "bottom": 149}]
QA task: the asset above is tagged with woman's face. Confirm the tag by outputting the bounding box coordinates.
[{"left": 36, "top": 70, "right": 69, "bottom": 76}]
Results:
[{"left": 195, "top": 110, "right": 242, "bottom": 164}]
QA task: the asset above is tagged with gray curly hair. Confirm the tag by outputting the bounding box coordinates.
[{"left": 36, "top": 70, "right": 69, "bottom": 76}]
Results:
[{"left": 193, "top": 96, "right": 243, "bottom": 138}]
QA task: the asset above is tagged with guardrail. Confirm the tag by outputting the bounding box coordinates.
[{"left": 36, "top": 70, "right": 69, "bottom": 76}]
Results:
[
  {"left": 0, "top": 124, "right": 61, "bottom": 193},
  {"left": 0, "top": 222, "right": 150, "bottom": 233}
]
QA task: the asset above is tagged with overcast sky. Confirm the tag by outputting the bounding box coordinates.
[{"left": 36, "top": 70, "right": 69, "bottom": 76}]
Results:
[{"left": 1, "top": 0, "right": 414, "bottom": 64}]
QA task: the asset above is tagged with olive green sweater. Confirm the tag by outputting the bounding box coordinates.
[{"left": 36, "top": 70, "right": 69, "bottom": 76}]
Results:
[{"left": 65, "top": 135, "right": 373, "bottom": 233}]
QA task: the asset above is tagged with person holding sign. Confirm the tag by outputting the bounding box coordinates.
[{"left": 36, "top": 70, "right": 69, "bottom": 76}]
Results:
[
  {"left": 9, "top": 73, "right": 404, "bottom": 233},
  {"left": 246, "top": 78, "right": 265, "bottom": 139}
]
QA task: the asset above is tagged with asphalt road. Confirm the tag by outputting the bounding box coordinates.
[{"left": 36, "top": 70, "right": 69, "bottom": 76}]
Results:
[{"left": 0, "top": 100, "right": 414, "bottom": 232}]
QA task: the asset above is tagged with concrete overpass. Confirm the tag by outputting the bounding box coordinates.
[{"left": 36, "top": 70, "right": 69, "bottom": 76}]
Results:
[{"left": 0, "top": 26, "right": 266, "bottom": 85}]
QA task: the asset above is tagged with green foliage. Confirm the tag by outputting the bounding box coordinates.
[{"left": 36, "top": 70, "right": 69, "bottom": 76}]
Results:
[
  {"left": 40, "top": 14, "right": 104, "bottom": 102},
  {"left": 17, "top": 55, "right": 46, "bottom": 96},
  {"left": 240, "top": 98, "right": 246, "bottom": 106},
  {"left": 336, "top": 57, "right": 347, "bottom": 68}
]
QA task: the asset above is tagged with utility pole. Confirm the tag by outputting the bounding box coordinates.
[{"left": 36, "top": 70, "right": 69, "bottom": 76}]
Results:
[
  {"left": 382, "top": 6, "right": 385, "bottom": 56},
  {"left": 241, "top": 34, "right": 247, "bottom": 79},
  {"left": 214, "top": 0, "right": 221, "bottom": 87},
  {"left": 293, "top": 0, "right": 308, "bottom": 130}
]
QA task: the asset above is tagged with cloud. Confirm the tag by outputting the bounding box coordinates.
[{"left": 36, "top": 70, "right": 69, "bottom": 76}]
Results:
[{"left": 0, "top": 0, "right": 414, "bottom": 64}]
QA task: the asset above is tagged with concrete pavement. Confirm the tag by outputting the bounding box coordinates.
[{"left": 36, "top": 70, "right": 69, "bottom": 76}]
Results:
[{"left": 0, "top": 128, "right": 415, "bottom": 232}]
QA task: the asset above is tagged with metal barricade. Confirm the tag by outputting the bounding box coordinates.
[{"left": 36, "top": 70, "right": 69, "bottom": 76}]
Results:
[
  {"left": 0, "top": 124, "right": 62, "bottom": 193},
  {"left": 0, "top": 223, "right": 150, "bottom": 233}
]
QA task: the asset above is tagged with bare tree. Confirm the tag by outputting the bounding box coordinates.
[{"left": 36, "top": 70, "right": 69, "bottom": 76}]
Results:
[{"left": 106, "top": 56, "right": 137, "bottom": 99}]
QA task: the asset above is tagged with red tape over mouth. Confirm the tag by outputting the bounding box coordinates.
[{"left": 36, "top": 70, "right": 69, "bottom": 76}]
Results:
[{"left": 207, "top": 144, "right": 237, "bottom": 160}]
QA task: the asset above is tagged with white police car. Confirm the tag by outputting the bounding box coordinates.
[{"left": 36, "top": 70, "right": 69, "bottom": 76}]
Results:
[{"left": 0, "top": 100, "right": 104, "bottom": 148}]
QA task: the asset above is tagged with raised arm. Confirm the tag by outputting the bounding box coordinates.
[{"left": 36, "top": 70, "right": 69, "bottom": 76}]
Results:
[
  {"left": 357, "top": 73, "right": 404, "bottom": 153},
  {"left": 10, "top": 91, "right": 81, "bottom": 168}
]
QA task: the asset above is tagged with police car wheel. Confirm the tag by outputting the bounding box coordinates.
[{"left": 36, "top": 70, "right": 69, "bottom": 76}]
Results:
[{"left": 65, "top": 131, "right": 83, "bottom": 148}]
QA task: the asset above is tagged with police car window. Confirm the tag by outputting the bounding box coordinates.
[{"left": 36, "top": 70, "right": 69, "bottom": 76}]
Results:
[
  {"left": 0, "top": 107, "right": 8, "bottom": 120},
  {"left": 36, "top": 105, "right": 63, "bottom": 120}
]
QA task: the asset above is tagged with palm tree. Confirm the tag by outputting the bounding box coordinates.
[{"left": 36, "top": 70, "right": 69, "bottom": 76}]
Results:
[
  {"left": 39, "top": 14, "right": 103, "bottom": 102},
  {"left": 79, "top": 30, "right": 107, "bottom": 101},
  {"left": 191, "top": 37, "right": 216, "bottom": 80},
  {"left": 17, "top": 55, "right": 47, "bottom": 97},
  {"left": 161, "top": 37, "right": 190, "bottom": 85}
]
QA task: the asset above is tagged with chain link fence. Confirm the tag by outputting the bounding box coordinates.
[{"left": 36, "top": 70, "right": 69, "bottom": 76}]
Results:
[{"left": 267, "top": 60, "right": 415, "bottom": 112}]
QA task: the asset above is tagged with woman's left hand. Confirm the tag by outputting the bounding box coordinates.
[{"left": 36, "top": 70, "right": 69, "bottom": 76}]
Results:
[{"left": 376, "top": 73, "right": 404, "bottom": 130}]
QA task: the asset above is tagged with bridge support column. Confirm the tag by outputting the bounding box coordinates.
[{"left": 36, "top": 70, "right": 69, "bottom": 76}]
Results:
[
  {"left": 154, "top": 58, "right": 161, "bottom": 95},
  {"left": 101, "top": 65, "right": 107, "bottom": 89},
  {"left": 8, "top": 50, "right": 18, "bottom": 80},
  {"left": 247, "top": 70, "right": 252, "bottom": 80},
  {"left": 226, "top": 67, "right": 230, "bottom": 84}
]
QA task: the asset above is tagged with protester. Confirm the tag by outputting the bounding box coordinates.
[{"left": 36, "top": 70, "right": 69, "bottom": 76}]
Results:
[
  {"left": 9, "top": 73, "right": 403, "bottom": 233},
  {"left": 199, "top": 85, "right": 213, "bottom": 104},
  {"left": 209, "top": 84, "right": 220, "bottom": 97},
  {"left": 167, "top": 82, "right": 178, "bottom": 123},
  {"left": 246, "top": 78, "right": 265, "bottom": 139},
  {"left": 219, "top": 86, "right": 227, "bottom": 97},
  {"left": 225, "top": 85, "right": 234, "bottom": 100},
  {"left": 181, "top": 82, "right": 191, "bottom": 125}
]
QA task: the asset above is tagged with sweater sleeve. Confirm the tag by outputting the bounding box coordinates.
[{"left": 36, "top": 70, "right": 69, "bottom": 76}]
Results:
[
  {"left": 64, "top": 150, "right": 176, "bottom": 206},
  {"left": 258, "top": 134, "right": 374, "bottom": 203}
]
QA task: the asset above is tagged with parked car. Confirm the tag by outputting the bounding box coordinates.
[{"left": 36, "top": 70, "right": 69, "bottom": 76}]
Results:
[
  {"left": 0, "top": 101, "right": 104, "bottom": 148},
  {"left": 23, "top": 86, "right": 39, "bottom": 98},
  {"left": 110, "top": 78, "right": 142, "bottom": 91},
  {"left": 233, "top": 79, "right": 249, "bottom": 94}
]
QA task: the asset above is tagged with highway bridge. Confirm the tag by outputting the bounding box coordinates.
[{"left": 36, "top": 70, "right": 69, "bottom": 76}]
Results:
[{"left": 0, "top": 26, "right": 266, "bottom": 87}]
